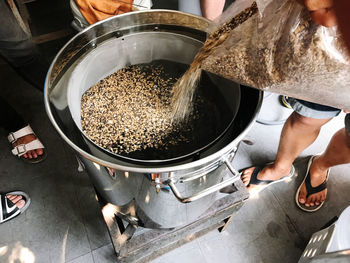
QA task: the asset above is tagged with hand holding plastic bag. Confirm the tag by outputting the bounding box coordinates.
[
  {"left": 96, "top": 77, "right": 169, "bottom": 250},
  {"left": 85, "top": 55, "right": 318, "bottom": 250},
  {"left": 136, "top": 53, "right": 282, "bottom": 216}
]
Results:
[
  {"left": 202, "top": 0, "right": 350, "bottom": 110},
  {"left": 300, "top": 0, "right": 336, "bottom": 27}
]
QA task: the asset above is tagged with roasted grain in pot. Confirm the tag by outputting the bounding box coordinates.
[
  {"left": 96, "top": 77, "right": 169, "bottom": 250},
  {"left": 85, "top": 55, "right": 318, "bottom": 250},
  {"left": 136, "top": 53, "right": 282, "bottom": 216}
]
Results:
[{"left": 81, "top": 61, "right": 202, "bottom": 155}]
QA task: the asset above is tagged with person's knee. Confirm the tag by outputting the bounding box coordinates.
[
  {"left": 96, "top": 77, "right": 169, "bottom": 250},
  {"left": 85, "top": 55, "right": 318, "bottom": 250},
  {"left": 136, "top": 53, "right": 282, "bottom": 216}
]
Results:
[{"left": 289, "top": 112, "right": 330, "bottom": 130}]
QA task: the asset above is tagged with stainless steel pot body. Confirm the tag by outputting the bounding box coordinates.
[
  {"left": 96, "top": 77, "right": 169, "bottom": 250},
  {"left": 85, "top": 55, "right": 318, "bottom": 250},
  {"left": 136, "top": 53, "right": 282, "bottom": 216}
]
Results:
[{"left": 44, "top": 10, "right": 263, "bottom": 229}]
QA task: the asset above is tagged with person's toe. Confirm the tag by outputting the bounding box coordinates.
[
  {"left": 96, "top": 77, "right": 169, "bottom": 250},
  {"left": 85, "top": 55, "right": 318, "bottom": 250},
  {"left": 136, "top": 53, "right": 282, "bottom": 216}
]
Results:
[
  {"left": 315, "top": 192, "right": 325, "bottom": 206},
  {"left": 6, "top": 195, "right": 25, "bottom": 209},
  {"left": 9, "top": 195, "right": 23, "bottom": 203},
  {"left": 304, "top": 197, "right": 312, "bottom": 206},
  {"left": 242, "top": 178, "right": 249, "bottom": 186},
  {"left": 35, "top": 148, "right": 43, "bottom": 156},
  {"left": 322, "top": 189, "right": 328, "bottom": 202},
  {"left": 298, "top": 184, "right": 307, "bottom": 204},
  {"left": 6, "top": 195, "right": 22, "bottom": 204},
  {"left": 243, "top": 177, "right": 251, "bottom": 186},
  {"left": 308, "top": 196, "right": 316, "bottom": 207},
  {"left": 27, "top": 152, "right": 33, "bottom": 159},
  {"left": 16, "top": 199, "right": 25, "bottom": 209},
  {"left": 31, "top": 150, "right": 37, "bottom": 159},
  {"left": 7, "top": 194, "right": 15, "bottom": 201},
  {"left": 243, "top": 167, "right": 255, "bottom": 175},
  {"left": 23, "top": 153, "right": 28, "bottom": 158},
  {"left": 306, "top": 190, "right": 327, "bottom": 208},
  {"left": 299, "top": 197, "right": 306, "bottom": 204},
  {"left": 241, "top": 174, "right": 249, "bottom": 185},
  {"left": 241, "top": 173, "right": 248, "bottom": 180},
  {"left": 241, "top": 167, "right": 255, "bottom": 186}
]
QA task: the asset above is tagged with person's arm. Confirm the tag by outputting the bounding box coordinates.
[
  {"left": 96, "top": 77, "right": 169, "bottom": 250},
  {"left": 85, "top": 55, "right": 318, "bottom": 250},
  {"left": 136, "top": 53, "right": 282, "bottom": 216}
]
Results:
[{"left": 200, "top": 0, "right": 225, "bottom": 21}]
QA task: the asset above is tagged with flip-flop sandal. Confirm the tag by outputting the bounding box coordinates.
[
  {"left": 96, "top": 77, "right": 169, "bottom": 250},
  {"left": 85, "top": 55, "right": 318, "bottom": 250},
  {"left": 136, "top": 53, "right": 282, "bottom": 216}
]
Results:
[
  {"left": 242, "top": 163, "right": 295, "bottom": 195},
  {"left": 8, "top": 125, "right": 47, "bottom": 164},
  {"left": 0, "top": 191, "right": 31, "bottom": 224},
  {"left": 295, "top": 155, "right": 330, "bottom": 212}
]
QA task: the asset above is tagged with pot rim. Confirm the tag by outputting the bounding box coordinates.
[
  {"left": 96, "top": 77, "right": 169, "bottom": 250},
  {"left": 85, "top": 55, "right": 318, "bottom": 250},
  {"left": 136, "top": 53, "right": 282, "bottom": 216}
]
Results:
[{"left": 44, "top": 10, "right": 263, "bottom": 173}]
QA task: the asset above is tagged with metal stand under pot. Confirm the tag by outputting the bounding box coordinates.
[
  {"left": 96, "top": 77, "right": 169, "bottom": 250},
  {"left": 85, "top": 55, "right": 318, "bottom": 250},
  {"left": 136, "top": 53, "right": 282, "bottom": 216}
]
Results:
[
  {"left": 44, "top": 10, "right": 263, "bottom": 261},
  {"left": 97, "top": 180, "right": 249, "bottom": 263}
]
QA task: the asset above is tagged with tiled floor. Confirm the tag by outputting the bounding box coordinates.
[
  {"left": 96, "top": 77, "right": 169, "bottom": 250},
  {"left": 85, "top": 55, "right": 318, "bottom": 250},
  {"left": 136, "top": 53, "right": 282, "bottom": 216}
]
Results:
[{"left": 1, "top": 61, "right": 350, "bottom": 262}]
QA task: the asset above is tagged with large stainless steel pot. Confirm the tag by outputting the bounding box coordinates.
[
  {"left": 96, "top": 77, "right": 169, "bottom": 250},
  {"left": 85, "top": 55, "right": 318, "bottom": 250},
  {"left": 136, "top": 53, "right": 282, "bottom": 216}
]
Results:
[{"left": 44, "top": 10, "right": 263, "bottom": 229}]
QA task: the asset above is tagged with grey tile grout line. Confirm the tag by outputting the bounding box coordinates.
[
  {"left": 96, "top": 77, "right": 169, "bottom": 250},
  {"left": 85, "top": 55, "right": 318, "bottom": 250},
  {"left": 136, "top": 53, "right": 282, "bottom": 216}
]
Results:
[
  {"left": 90, "top": 243, "right": 115, "bottom": 263},
  {"left": 195, "top": 239, "right": 211, "bottom": 263},
  {"left": 65, "top": 252, "right": 92, "bottom": 263},
  {"left": 71, "top": 169, "right": 97, "bottom": 260},
  {"left": 80, "top": 179, "right": 114, "bottom": 254},
  {"left": 91, "top": 252, "right": 97, "bottom": 263},
  {"left": 91, "top": 242, "right": 113, "bottom": 252},
  {"left": 196, "top": 222, "right": 263, "bottom": 263},
  {"left": 65, "top": 147, "right": 112, "bottom": 261},
  {"left": 269, "top": 188, "right": 307, "bottom": 243}
]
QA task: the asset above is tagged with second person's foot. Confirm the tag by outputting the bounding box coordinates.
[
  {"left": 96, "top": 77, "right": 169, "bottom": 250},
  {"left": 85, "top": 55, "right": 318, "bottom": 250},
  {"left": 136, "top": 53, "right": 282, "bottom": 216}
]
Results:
[
  {"left": 296, "top": 155, "right": 329, "bottom": 212},
  {"left": 12, "top": 134, "right": 44, "bottom": 159}
]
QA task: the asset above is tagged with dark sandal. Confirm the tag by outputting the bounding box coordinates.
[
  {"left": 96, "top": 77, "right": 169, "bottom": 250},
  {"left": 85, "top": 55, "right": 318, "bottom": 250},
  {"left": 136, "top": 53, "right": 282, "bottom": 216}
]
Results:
[
  {"left": 0, "top": 191, "right": 31, "bottom": 223},
  {"left": 242, "top": 164, "right": 295, "bottom": 195},
  {"left": 246, "top": 166, "right": 273, "bottom": 186},
  {"left": 295, "top": 156, "right": 330, "bottom": 212}
]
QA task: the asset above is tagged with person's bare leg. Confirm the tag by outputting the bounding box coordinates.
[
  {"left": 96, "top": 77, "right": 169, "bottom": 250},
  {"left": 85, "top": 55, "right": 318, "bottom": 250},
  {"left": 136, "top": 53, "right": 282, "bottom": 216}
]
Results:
[
  {"left": 242, "top": 112, "right": 332, "bottom": 190},
  {"left": 298, "top": 128, "right": 350, "bottom": 207}
]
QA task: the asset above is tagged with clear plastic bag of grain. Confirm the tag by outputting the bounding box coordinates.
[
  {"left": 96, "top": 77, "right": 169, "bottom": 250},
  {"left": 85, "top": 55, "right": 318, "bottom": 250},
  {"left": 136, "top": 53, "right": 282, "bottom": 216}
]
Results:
[{"left": 201, "top": 0, "right": 350, "bottom": 110}]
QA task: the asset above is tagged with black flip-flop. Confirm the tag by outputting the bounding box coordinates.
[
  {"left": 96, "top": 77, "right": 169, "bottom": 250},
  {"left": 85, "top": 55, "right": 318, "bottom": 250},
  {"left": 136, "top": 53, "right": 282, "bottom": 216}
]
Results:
[
  {"left": 295, "top": 155, "right": 330, "bottom": 213},
  {"left": 0, "top": 191, "right": 31, "bottom": 223},
  {"left": 242, "top": 163, "right": 295, "bottom": 196}
]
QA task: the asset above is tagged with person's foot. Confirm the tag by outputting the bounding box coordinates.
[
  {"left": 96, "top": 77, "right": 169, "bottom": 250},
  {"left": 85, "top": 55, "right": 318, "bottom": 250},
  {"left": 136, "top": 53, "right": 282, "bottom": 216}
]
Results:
[
  {"left": 6, "top": 194, "right": 25, "bottom": 209},
  {"left": 1, "top": 192, "right": 31, "bottom": 224},
  {"left": 298, "top": 156, "right": 328, "bottom": 207},
  {"left": 241, "top": 163, "right": 292, "bottom": 192},
  {"left": 12, "top": 134, "right": 44, "bottom": 159}
]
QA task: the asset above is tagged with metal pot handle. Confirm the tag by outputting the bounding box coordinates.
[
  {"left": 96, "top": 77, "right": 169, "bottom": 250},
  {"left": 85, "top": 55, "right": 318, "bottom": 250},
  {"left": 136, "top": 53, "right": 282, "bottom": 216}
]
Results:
[{"left": 167, "top": 159, "right": 241, "bottom": 203}]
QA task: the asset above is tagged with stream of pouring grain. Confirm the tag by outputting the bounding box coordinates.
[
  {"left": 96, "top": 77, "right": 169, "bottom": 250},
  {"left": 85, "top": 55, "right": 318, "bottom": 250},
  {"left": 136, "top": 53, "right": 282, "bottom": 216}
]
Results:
[{"left": 171, "top": 2, "right": 258, "bottom": 121}]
